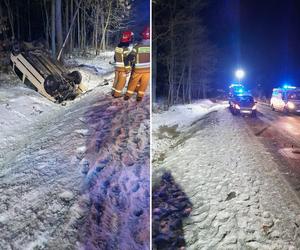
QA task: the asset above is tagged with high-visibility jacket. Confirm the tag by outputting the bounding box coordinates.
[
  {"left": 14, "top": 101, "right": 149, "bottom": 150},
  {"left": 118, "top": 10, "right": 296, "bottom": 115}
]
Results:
[
  {"left": 125, "top": 40, "right": 150, "bottom": 99},
  {"left": 129, "top": 40, "right": 150, "bottom": 72},
  {"left": 114, "top": 43, "right": 133, "bottom": 72}
]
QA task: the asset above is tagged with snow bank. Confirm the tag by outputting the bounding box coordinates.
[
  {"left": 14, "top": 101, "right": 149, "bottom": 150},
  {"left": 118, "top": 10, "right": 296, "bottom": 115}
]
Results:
[
  {"left": 67, "top": 51, "right": 114, "bottom": 91},
  {"left": 152, "top": 100, "right": 227, "bottom": 162},
  {"left": 0, "top": 71, "right": 20, "bottom": 86},
  {"left": 0, "top": 86, "right": 59, "bottom": 157},
  {"left": 152, "top": 100, "right": 227, "bottom": 131},
  {"left": 69, "top": 51, "right": 114, "bottom": 73}
]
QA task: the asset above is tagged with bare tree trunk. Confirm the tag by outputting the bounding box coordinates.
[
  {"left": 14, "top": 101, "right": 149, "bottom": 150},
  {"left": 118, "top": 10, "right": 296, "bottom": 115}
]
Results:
[
  {"left": 3, "top": 0, "right": 15, "bottom": 39},
  {"left": 187, "top": 8, "right": 196, "bottom": 103},
  {"left": 182, "top": 82, "right": 185, "bottom": 104},
  {"left": 167, "top": 0, "right": 178, "bottom": 106},
  {"left": 94, "top": 4, "right": 100, "bottom": 55},
  {"left": 187, "top": 57, "right": 192, "bottom": 103},
  {"left": 100, "top": 1, "right": 112, "bottom": 51},
  {"left": 168, "top": 20, "right": 175, "bottom": 106},
  {"left": 51, "top": 0, "right": 56, "bottom": 58},
  {"left": 202, "top": 81, "right": 206, "bottom": 99},
  {"left": 65, "top": 0, "right": 69, "bottom": 35},
  {"left": 100, "top": 9, "right": 104, "bottom": 50},
  {"left": 70, "top": 0, "right": 74, "bottom": 51},
  {"left": 92, "top": 14, "right": 95, "bottom": 48},
  {"left": 77, "top": 3, "right": 80, "bottom": 49},
  {"left": 56, "top": 0, "right": 63, "bottom": 58},
  {"left": 57, "top": 0, "right": 82, "bottom": 61},
  {"left": 176, "top": 63, "right": 186, "bottom": 103},
  {"left": 83, "top": 3, "right": 86, "bottom": 51},
  {"left": 17, "top": 5, "right": 20, "bottom": 40},
  {"left": 27, "top": 0, "right": 32, "bottom": 41},
  {"left": 80, "top": 5, "right": 83, "bottom": 49},
  {"left": 43, "top": 0, "right": 50, "bottom": 49}
]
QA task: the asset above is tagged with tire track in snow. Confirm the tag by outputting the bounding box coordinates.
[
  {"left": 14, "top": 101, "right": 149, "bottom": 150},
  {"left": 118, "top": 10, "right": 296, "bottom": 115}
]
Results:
[
  {"left": 0, "top": 98, "right": 89, "bottom": 249},
  {"left": 79, "top": 96, "right": 150, "bottom": 250}
]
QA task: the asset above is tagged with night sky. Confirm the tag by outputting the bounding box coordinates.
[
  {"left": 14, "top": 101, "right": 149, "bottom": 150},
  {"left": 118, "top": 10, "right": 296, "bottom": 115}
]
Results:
[
  {"left": 132, "top": 0, "right": 150, "bottom": 34},
  {"left": 205, "top": 0, "right": 300, "bottom": 95}
]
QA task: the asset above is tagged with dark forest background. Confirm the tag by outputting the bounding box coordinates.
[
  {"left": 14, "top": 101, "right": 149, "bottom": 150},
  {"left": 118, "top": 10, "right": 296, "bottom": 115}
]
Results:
[
  {"left": 153, "top": 0, "right": 217, "bottom": 106},
  {"left": 0, "top": 0, "right": 149, "bottom": 60}
]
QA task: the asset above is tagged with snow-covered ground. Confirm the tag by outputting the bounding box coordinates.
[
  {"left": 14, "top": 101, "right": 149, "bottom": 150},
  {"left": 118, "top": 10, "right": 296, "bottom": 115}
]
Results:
[
  {"left": 152, "top": 101, "right": 227, "bottom": 159},
  {"left": 153, "top": 101, "right": 300, "bottom": 249},
  {"left": 152, "top": 100, "right": 226, "bottom": 131},
  {"left": 0, "top": 52, "right": 150, "bottom": 249},
  {"left": 67, "top": 51, "right": 115, "bottom": 91}
]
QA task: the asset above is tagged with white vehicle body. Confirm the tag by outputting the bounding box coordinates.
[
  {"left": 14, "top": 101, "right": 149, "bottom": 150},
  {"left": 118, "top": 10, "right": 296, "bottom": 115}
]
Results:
[
  {"left": 270, "top": 87, "right": 300, "bottom": 113},
  {"left": 11, "top": 52, "right": 56, "bottom": 102}
]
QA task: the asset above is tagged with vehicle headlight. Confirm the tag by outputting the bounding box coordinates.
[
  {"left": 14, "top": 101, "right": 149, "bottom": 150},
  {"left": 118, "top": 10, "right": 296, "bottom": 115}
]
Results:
[
  {"left": 235, "top": 104, "right": 240, "bottom": 109},
  {"left": 287, "top": 101, "right": 295, "bottom": 109},
  {"left": 252, "top": 104, "right": 257, "bottom": 110}
]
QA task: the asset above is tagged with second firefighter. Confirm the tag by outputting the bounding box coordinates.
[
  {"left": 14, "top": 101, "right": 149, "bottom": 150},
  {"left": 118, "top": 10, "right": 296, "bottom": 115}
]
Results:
[{"left": 125, "top": 26, "right": 150, "bottom": 102}]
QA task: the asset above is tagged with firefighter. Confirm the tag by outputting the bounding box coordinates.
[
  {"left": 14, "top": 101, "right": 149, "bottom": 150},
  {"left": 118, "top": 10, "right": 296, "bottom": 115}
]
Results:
[
  {"left": 124, "top": 26, "right": 150, "bottom": 102},
  {"left": 112, "top": 31, "right": 134, "bottom": 97}
]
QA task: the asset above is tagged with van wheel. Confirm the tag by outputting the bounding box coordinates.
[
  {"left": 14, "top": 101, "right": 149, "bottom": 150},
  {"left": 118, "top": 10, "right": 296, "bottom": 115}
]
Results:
[{"left": 44, "top": 75, "right": 59, "bottom": 96}]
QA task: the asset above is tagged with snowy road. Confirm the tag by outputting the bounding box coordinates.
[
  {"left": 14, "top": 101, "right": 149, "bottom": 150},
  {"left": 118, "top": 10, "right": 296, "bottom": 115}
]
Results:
[
  {"left": 153, "top": 103, "right": 300, "bottom": 249},
  {"left": 246, "top": 104, "right": 300, "bottom": 196},
  {"left": 0, "top": 84, "right": 150, "bottom": 249},
  {"left": 257, "top": 103, "right": 300, "bottom": 144}
]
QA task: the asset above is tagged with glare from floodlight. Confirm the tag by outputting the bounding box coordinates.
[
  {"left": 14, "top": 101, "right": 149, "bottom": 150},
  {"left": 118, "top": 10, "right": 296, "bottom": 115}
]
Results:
[{"left": 235, "top": 69, "right": 245, "bottom": 79}]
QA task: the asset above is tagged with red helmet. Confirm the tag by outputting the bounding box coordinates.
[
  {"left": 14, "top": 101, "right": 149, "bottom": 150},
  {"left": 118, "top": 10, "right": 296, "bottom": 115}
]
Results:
[
  {"left": 140, "top": 26, "right": 150, "bottom": 40},
  {"left": 121, "top": 31, "right": 134, "bottom": 43}
]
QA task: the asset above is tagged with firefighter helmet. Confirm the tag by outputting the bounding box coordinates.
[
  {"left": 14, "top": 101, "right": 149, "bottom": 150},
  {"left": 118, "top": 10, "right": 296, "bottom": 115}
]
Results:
[
  {"left": 121, "top": 31, "right": 134, "bottom": 43},
  {"left": 140, "top": 26, "right": 150, "bottom": 40}
]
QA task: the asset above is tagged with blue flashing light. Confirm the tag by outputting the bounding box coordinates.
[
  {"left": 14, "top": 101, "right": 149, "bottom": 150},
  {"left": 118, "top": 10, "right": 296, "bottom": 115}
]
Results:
[
  {"left": 283, "top": 84, "right": 296, "bottom": 89},
  {"left": 229, "top": 83, "right": 244, "bottom": 88}
]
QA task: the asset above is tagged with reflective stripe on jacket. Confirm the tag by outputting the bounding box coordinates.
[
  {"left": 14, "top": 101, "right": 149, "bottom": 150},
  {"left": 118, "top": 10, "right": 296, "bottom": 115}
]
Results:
[
  {"left": 114, "top": 45, "right": 132, "bottom": 69},
  {"left": 133, "top": 45, "right": 150, "bottom": 69}
]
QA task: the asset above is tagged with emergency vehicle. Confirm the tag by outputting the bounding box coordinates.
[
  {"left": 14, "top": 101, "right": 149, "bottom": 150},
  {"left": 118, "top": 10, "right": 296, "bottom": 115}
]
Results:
[
  {"left": 270, "top": 85, "right": 300, "bottom": 113},
  {"left": 229, "top": 83, "right": 245, "bottom": 98}
]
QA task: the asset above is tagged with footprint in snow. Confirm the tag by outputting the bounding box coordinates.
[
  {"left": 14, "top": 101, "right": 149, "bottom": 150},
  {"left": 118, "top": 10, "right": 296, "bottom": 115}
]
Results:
[
  {"left": 76, "top": 146, "right": 87, "bottom": 159},
  {"left": 74, "top": 129, "right": 90, "bottom": 136},
  {"left": 59, "top": 190, "right": 74, "bottom": 202}
]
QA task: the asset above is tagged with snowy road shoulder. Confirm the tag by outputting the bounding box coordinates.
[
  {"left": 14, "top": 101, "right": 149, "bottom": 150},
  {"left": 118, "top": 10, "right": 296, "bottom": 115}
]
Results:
[
  {"left": 152, "top": 100, "right": 227, "bottom": 161},
  {"left": 152, "top": 100, "right": 227, "bottom": 131}
]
